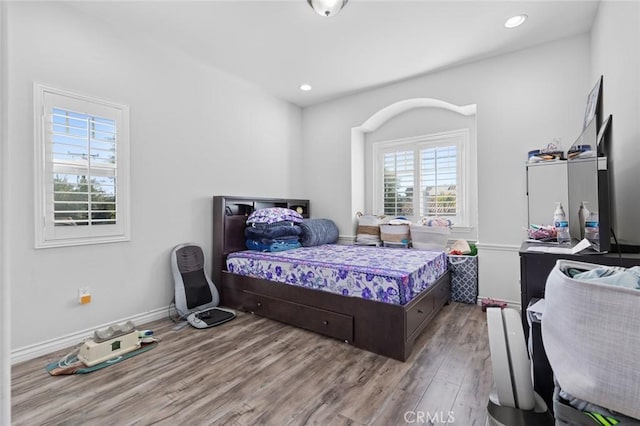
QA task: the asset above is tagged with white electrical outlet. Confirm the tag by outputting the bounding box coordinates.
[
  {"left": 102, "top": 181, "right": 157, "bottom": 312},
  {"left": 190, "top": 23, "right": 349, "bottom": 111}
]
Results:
[{"left": 78, "top": 287, "right": 91, "bottom": 304}]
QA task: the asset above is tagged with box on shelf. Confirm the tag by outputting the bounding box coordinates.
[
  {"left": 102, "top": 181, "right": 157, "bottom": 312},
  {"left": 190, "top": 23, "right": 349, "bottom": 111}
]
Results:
[
  {"left": 448, "top": 254, "right": 479, "bottom": 304},
  {"left": 410, "top": 225, "right": 450, "bottom": 251}
]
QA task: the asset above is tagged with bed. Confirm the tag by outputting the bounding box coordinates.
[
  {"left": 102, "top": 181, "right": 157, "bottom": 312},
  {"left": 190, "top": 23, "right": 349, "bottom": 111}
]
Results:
[{"left": 212, "top": 195, "right": 451, "bottom": 361}]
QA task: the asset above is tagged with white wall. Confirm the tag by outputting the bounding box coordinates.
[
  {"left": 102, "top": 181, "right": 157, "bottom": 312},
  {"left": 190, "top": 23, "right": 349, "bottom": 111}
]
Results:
[
  {"left": 590, "top": 1, "right": 640, "bottom": 246},
  {"left": 302, "top": 35, "right": 590, "bottom": 305},
  {"left": 5, "top": 2, "right": 303, "bottom": 351},
  {"left": 0, "top": 0, "right": 11, "bottom": 420}
]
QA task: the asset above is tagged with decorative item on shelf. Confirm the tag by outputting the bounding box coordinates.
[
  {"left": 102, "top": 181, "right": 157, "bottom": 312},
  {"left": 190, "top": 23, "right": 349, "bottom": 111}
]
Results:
[
  {"left": 583, "top": 75, "right": 603, "bottom": 132},
  {"left": 307, "top": 0, "right": 349, "bottom": 17},
  {"left": 526, "top": 224, "right": 556, "bottom": 241},
  {"left": 567, "top": 144, "right": 593, "bottom": 160},
  {"left": 527, "top": 139, "right": 565, "bottom": 163}
]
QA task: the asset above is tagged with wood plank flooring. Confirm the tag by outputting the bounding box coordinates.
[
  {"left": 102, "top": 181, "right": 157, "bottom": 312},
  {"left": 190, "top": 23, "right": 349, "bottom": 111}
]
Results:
[{"left": 11, "top": 302, "right": 492, "bottom": 425}]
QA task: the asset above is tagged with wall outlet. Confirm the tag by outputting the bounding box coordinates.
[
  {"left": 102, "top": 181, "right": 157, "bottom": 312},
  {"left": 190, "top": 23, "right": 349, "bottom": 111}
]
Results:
[{"left": 78, "top": 287, "right": 91, "bottom": 305}]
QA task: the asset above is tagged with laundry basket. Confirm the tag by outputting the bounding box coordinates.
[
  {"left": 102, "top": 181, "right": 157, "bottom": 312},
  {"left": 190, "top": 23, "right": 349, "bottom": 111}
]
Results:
[
  {"left": 380, "top": 224, "right": 410, "bottom": 244},
  {"left": 542, "top": 259, "right": 640, "bottom": 421},
  {"left": 448, "top": 255, "right": 478, "bottom": 304},
  {"left": 410, "top": 225, "right": 450, "bottom": 251}
]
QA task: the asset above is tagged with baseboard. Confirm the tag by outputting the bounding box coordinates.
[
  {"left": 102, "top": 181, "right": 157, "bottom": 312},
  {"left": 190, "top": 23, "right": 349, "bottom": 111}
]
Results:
[
  {"left": 338, "top": 235, "right": 356, "bottom": 244},
  {"left": 475, "top": 242, "right": 521, "bottom": 252},
  {"left": 11, "top": 306, "right": 168, "bottom": 365}
]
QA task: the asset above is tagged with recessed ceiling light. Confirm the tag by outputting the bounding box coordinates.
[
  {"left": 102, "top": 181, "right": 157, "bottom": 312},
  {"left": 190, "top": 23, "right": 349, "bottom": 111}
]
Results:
[
  {"left": 300, "top": 84, "right": 312, "bottom": 92},
  {"left": 505, "top": 14, "right": 528, "bottom": 29}
]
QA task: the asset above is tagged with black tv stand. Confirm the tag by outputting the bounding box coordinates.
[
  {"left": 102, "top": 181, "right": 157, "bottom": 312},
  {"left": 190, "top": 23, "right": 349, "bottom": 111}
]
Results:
[{"left": 611, "top": 242, "right": 640, "bottom": 254}]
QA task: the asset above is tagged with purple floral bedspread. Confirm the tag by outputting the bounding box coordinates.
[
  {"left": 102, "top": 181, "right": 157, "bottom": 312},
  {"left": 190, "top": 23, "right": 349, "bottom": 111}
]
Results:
[{"left": 226, "top": 244, "right": 447, "bottom": 305}]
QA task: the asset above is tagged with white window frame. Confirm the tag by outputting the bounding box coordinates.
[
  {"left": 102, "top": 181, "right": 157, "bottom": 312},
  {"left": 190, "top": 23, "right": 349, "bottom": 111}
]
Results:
[
  {"left": 372, "top": 129, "right": 470, "bottom": 228},
  {"left": 34, "top": 83, "right": 130, "bottom": 248}
]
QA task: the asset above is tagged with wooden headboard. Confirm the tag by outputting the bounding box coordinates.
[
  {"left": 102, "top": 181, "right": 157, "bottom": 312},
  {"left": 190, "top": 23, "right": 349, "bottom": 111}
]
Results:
[{"left": 211, "top": 196, "right": 310, "bottom": 291}]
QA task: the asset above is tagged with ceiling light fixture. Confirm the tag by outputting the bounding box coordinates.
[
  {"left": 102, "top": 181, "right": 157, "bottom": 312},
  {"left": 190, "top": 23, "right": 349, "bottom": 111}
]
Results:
[
  {"left": 300, "top": 84, "right": 312, "bottom": 91},
  {"left": 307, "top": 0, "right": 349, "bottom": 18},
  {"left": 504, "top": 14, "right": 528, "bottom": 29}
]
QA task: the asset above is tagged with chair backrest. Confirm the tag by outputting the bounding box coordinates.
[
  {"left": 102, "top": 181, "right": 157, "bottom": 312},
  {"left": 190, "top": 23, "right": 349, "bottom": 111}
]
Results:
[
  {"left": 171, "top": 243, "right": 220, "bottom": 317},
  {"left": 487, "top": 307, "right": 536, "bottom": 410}
]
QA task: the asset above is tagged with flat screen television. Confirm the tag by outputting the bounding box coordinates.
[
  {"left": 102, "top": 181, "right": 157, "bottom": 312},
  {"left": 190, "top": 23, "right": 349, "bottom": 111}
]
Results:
[{"left": 567, "top": 117, "right": 612, "bottom": 252}]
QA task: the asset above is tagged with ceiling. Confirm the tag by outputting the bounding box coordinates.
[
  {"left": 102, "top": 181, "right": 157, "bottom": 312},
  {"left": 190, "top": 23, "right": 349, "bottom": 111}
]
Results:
[{"left": 67, "top": 0, "right": 600, "bottom": 107}]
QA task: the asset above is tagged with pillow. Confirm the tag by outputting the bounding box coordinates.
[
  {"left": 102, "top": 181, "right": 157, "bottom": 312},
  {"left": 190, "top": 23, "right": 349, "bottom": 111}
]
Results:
[
  {"left": 246, "top": 207, "right": 303, "bottom": 225},
  {"left": 299, "top": 218, "right": 339, "bottom": 247}
]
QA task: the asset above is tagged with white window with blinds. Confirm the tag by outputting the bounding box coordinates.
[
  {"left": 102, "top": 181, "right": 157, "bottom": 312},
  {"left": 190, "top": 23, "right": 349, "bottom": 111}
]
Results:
[
  {"left": 34, "top": 84, "right": 130, "bottom": 248},
  {"left": 373, "top": 129, "right": 469, "bottom": 227}
]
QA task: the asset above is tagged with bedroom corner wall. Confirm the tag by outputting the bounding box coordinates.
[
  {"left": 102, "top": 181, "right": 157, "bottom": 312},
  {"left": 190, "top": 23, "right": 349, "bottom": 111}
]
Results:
[
  {"left": 1, "top": 0, "right": 12, "bottom": 420},
  {"left": 590, "top": 1, "right": 640, "bottom": 246},
  {"left": 301, "top": 35, "right": 590, "bottom": 306},
  {"left": 5, "top": 2, "right": 303, "bottom": 356}
]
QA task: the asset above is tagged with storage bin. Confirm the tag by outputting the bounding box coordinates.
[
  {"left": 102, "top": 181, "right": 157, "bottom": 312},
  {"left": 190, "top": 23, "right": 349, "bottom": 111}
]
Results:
[
  {"left": 410, "top": 225, "right": 450, "bottom": 251},
  {"left": 382, "top": 241, "right": 409, "bottom": 249},
  {"left": 380, "top": 224, "right": 410, "bottom": 244},
  {"left": 355, "top": 213, "right": 382, "bottom": 245},
  {"left": 448, "top": 255, "right": 478, "bottom": 304}
]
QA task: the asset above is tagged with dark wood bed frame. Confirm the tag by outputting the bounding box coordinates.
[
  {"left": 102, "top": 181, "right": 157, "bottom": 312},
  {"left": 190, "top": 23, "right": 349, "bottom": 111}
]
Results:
[{"left": 212, "top": 195, "right": 450, "bottom": 362}]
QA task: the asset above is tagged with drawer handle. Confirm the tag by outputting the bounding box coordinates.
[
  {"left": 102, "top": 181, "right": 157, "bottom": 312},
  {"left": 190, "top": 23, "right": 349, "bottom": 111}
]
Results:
[
  {"left": 418, "top": 309, "right": 424, "bottom": 314},
  {"left": 257, "top": 302, "right": 262, "bottom": 307},
  {"left": 323, "top": 320, "right": 329, "bottom": 325}
]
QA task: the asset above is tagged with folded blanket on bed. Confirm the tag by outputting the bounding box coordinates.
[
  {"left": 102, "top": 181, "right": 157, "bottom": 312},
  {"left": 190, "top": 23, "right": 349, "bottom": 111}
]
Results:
[
  {"left": 299, "top": 218, "right": 339, "bottom": 247},
  {"left": 246, "top": 239, "right": 302, "bottom": 252},
  {"left": 247, "top": 207, "right": 303, "bottom": 225},
  {"left": 245, "top": 222, "right": 302, "bottom": 240},
  {"left": 250, "top": 235, "right": 300, "bottom": 244}
]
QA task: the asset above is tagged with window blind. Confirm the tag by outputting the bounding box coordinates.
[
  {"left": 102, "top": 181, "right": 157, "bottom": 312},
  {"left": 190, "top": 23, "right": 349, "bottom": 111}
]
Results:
[
  {"left": 50, "top": 108, "right": 117, "bottom": 226},
  {"left": 419, "top": 145, "right": 457, "bottom": 218},
  {"left": 383, "top": 150, "right": 414, "bottom": 216}
]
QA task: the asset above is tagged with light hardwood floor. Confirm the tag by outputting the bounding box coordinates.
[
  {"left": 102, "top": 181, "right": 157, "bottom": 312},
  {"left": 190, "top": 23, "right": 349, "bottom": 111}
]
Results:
[{"left": 12, "top": 302, "right": 492, "bottom": 425}]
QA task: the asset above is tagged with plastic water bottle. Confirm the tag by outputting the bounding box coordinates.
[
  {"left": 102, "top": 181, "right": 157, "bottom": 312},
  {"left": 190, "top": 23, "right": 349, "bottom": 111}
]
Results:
[
  {"left": 585, "top": 211, "right": 599, "bottom": 243},
  {"left": 554, "top": 202, "right": 570, "bottom": 244}
]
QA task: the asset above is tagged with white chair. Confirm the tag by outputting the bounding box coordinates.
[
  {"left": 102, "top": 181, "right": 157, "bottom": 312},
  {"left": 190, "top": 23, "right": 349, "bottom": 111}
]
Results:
[{"left": 486, "top": 307, "right": 553, "bottom": 426}]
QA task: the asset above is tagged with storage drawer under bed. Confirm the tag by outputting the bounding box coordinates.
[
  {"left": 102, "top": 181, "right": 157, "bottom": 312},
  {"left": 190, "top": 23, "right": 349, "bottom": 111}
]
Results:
[
  {"left": 405, "top": 277, "right": 449, "bottom": 340},
  {"left": 242, "top": 290, "right": 354, "bottom": 343},
  {"left": 406, "top": 292, "right": 434, "bottom": 340}
]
